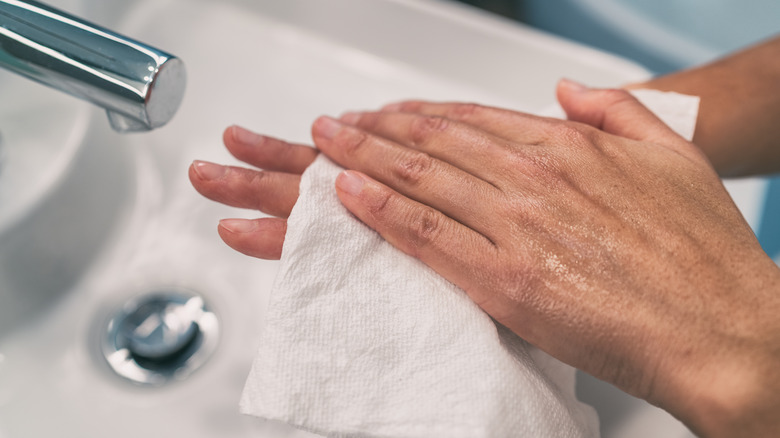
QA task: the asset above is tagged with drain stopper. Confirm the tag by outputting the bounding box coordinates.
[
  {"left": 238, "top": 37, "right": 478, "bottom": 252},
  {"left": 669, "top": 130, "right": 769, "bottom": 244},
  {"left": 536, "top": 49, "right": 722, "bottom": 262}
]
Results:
[{"left": 101, "top": 289, "right": 219, "bottom": 386}]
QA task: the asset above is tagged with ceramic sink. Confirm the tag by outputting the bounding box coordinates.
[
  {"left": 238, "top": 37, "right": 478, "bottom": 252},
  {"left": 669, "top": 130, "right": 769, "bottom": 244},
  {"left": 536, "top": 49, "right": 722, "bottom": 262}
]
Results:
[{"left": 1, "top": 1, "right": 760, "bottom": 437}]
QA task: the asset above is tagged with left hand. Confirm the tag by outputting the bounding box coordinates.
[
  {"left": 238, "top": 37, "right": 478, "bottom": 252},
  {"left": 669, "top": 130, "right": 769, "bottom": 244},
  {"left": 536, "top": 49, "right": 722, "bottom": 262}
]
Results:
[{"left": 189, "top": 126, "right": 317, "bottom": 259}]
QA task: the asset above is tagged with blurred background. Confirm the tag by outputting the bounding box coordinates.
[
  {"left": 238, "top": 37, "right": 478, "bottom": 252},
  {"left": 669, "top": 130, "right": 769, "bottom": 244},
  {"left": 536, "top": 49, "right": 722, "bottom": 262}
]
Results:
[{"left": 454, "top": 0, "right": 780, "bottom": 262}]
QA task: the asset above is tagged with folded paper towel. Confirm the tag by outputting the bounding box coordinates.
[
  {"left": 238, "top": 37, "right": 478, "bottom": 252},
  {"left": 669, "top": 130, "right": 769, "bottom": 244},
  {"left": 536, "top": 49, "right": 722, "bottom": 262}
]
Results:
[{"left": 240, "top": 90, "right": 700, "bottom": 438}]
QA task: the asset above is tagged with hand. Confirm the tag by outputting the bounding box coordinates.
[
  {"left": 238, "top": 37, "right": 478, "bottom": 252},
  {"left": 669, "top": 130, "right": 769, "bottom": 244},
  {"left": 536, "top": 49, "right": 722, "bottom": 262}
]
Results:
[
  {"left": 310, "top": 81, "right": 780, "bottom": 437},
  {"left": 626, "top": 35, "right": 780, "bottom": 176},
  {"left": 189, "top": 80, "right": 780, "bottom": 437},
  {"left": 188, "top": 127, "right": 317, "bottom": 259}
]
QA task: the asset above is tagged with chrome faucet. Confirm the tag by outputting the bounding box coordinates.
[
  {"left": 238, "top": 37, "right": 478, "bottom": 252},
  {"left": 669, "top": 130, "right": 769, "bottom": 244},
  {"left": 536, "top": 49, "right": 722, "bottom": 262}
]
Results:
[{"left": 0, "top": 0, "right": 186, "bottom": 132}]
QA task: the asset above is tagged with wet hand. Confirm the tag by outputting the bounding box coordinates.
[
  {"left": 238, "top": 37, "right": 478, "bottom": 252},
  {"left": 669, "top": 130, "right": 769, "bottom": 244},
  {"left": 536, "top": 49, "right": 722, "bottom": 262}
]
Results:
[
  {"left": 189, "top": 80, "right": 780, "bottom": 437},
  {"left": 311, "top": 81, "right": 780, "bottom": 438}
]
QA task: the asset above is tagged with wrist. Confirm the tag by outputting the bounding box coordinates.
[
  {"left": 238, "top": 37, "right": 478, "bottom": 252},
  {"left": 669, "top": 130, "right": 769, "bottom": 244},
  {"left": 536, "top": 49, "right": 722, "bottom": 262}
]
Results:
[
  {"left": 660, "top": 260, "right": 780, "bottom": 437},
  {"left": 685, "top": 355, "right": 780, "bottom": 438}
]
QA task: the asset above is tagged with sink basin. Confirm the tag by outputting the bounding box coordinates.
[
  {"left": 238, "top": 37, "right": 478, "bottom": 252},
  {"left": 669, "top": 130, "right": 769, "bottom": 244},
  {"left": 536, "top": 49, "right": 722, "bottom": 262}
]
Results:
[
  {"left": 1, "top": 0, "right": 754, "bottom": 437},
  {"left": 0, "top": 72, "right": 90, "bottom": 234}
]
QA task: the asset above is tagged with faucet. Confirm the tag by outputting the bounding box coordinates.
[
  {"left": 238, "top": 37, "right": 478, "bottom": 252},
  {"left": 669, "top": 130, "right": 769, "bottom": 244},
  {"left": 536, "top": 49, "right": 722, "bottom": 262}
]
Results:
[{"left": 0, "top": 0, "right": 186, "bottom": 132}]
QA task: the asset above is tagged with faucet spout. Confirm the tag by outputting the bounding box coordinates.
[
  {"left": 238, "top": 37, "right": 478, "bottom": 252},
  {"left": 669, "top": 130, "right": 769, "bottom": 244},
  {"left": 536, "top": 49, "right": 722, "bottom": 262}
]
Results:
[{"left": 0, "top": 0, "right": 186, "bottom": 132}]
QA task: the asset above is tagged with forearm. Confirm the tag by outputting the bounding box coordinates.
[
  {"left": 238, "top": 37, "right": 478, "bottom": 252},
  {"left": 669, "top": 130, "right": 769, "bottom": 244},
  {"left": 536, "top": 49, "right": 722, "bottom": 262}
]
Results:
[{"left": 628, "top": 34, "right": 780, "bottom": 177}]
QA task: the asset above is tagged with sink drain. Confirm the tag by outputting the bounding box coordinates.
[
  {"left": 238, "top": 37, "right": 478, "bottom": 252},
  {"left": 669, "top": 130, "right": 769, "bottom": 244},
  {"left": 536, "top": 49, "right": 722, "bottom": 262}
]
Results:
[{"left": 101, "top": 289, "right": 219, "bottom": 386}]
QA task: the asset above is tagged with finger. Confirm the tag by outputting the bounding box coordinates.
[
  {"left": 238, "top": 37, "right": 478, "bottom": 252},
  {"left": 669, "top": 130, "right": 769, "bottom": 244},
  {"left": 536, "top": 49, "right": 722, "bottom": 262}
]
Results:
[
  {"left": 224, "top": 125, "right": 318, "bottom": 174},
  {"left": 189, "top": 160, "right": 299, "bottom": 218},
  {"left": 334, "top": 170, "right": 500, "bottom": 308},
  {"left": 556, "top": 79, "right": 689, "bottom": 147},
  {"left": 378, "top": 100, "right": 556, "bottom": 144},
  {"left": 218, "top": 218, "right": 286, "bottom": 260},
  {"left": 311, "top": 116, "right": 502, "bottom": 237},
  {"left": 338, "top": 110, "right": 515, "bottom": 185}
]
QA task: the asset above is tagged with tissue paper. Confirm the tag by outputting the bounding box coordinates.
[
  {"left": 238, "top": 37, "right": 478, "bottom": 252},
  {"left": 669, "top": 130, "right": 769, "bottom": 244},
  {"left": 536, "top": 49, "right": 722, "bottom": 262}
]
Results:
[{"left": 240, "top": 90, "right": 699, "bottom": 438}]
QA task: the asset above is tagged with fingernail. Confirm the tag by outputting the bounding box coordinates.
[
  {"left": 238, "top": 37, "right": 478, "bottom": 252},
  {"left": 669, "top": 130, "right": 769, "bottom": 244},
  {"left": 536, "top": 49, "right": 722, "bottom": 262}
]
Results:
[
  {"left": 313, "top": 116, "right": 342, "bottom": 140},
  {"left": 339, "top": 112, "right": 361, "bottom": 125},
  {"left": 336, "top": 170, "right": 365, "bottom": 195},
  {"left": 192, "top": 160, "right": 227, "bottom": 180},
  {"left": 559, "top": 78, "right": 588, "bottom": 93},
  {"left": 231, "top": 125, "right": 264, "bottom": 145},
  {"left": 219, "top": 218, "right": 257, "bottom": 233}
]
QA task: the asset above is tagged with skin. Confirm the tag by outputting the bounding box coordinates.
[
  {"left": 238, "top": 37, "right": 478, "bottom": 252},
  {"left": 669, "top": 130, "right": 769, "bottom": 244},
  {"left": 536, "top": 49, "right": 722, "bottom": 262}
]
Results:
[
  {"left": 190, "top": 37, "right": 780, "bottom": 437},
  {"left": 627, "top": 35, "right": 780, "bottom": 177}
]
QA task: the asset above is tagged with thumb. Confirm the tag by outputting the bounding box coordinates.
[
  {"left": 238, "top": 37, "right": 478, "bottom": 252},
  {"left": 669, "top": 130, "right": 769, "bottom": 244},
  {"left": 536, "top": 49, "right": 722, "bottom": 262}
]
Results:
[{"left": 556, "top": 78, "right": 686, "bottom": 147}]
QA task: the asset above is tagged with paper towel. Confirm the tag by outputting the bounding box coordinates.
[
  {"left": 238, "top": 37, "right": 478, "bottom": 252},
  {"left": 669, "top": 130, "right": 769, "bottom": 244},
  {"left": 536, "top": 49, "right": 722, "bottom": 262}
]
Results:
[{"left": 240, "top": 90, "right": 700, "bottom": 438}]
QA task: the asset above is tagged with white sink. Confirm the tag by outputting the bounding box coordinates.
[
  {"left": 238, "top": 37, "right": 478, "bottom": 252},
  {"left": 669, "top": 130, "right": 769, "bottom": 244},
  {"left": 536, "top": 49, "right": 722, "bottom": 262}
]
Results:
[{"left": 0, "top": 0, "right": 708, "bottom": 437}]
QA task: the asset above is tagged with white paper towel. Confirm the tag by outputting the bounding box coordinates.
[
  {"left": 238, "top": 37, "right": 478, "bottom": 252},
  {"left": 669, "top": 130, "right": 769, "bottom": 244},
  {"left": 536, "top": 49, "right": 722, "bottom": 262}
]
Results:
[{"left": 240, "top": 90, "right": 700, "bottom": 438}]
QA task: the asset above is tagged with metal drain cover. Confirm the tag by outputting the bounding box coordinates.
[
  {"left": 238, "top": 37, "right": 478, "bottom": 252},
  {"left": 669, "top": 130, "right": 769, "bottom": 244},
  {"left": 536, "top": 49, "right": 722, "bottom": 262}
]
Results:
[{"left": 101, "top": 289, "right": 219, "bottom": 386}]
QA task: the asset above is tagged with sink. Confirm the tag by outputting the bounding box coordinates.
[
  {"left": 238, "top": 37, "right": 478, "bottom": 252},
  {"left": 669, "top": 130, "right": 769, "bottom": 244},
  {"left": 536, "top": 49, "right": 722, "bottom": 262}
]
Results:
[
  {"left": 0, "top": 0, "right": 745, "bottom": 437},
  {"left": 0, "top": 70, "right": 90, "bottom": 235}
]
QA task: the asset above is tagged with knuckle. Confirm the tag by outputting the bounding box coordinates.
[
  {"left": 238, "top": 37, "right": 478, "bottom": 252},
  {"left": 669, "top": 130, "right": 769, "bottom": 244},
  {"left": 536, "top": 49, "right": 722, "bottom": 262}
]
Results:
[
  {"left": 365, "top": 188, "right": 394, "bottom": 218},
  {"left": 502, "top": 150, "right": 535, "bottom": 179},
  {"left": 528, "top": 158, "right": 562, "bottom": 186},
  {"left": 409, "top": 115, "right": 450, "bottom": 145},
  {"left": 392, "top": 151, "right": 434, "bottom": 186},
  {"left": 553, "top": 122, "right": 593, "bottom": 147},
  {"left": 353, "top": 112, "right": 377, "bottom": 131},
  {"left": 550, "top": 122, "right": 608, "bottom": 158},
  {"left": 338, "top": 128, "right": 370, "bottom": 156},
  {"left": 558, "top": 121, "right": 626, "bottom": 162},
  {"left": 447, "top": 102, "right": 482, "bottom": 121},
  {"left": 397, "top": 101, "right": 423, "bottom": 112},
  {"left": 406, "top": 207, "right": 444, "bottom": 251},
  {"left": 247, "top": 169, "right": 268, "bottom": 187},
  {"left": 505, "top": 149, "right": 564, "bottom": 186}
]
